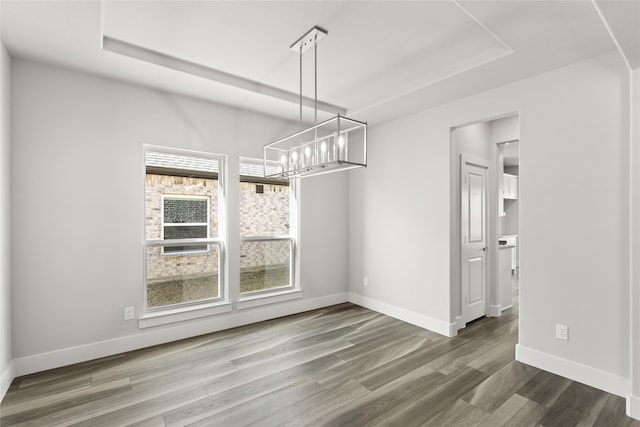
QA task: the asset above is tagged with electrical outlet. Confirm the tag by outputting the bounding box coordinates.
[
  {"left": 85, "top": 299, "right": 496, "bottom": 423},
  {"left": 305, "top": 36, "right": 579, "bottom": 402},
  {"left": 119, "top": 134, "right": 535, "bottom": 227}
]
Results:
[
  {"left": 363, "top": 277, "right": 369, "bottom": 287},
  {"left": 556, "top": 323, "right": 568, "bottom": 341},
  {"left": 124, "top": 306, "right": 135, "bottom": 321}
]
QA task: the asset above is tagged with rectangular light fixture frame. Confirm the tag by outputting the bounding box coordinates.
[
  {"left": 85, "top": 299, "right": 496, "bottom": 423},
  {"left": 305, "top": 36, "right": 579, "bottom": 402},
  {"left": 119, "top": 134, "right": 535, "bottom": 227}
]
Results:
[{"left": 264, "top": 114, "right": 367, "bottom": 179}]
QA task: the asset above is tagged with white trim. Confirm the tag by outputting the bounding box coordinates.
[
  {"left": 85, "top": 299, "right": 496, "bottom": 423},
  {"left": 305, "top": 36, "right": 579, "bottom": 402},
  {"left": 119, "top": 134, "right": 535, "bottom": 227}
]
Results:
[
  {"left": 516, "top": 344, "right": 629, "bottom": 398},
  {"left": 460, "top": 153, "right": 489, "bottom": 169},
  {"left": 103, "top": 37, "right": 346, "bottom": 117},
  {"left": 628, "top": 394, "right": 640, "bottom": 419},
  {"left": 591, "top": 0, "right": 632, "bottom": 71},
  {"left": 487, "top": 304, "right": 502, "bottom": 317},
  {"left": 292, "top": 178, "right": 301, "bottom": 291},
  {"left": 237, "top": 289, "right": 303, "bottom": 310},
  {"left": 452, "top": 1, "right": 513, "bottom": 54},
  {"left": 139, "top": 301, "right": 232, "bottom": 329},
  {"left": 449, "top": 316, "right": 466, "bottom": 337},
  {"left": 12, "top": 293, "right": 348, "bottom": 377},
  {"left": 629, "top": 68, "right": 640, "bottom": 422},
  {"left": 348, "top": 292, "right": 452, "bottom": 337},
  {"left": 1, "top": 361, "right": 14, "bottom": 402},
  {"left": 144, "top": 143, "right": 224, "bottom": 164}
]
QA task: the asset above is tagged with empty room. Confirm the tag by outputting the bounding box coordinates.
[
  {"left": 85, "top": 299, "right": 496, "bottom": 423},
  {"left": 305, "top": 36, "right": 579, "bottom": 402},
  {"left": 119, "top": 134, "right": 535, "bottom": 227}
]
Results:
[{"left": 1, "top": 1, "right": 640, "bottom": 425}]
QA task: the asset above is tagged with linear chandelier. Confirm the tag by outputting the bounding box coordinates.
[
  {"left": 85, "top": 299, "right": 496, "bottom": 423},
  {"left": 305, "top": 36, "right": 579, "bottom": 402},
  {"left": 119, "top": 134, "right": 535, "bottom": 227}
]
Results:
[{"left": 264, "top": 26, "right": 367, "bottom": 179}]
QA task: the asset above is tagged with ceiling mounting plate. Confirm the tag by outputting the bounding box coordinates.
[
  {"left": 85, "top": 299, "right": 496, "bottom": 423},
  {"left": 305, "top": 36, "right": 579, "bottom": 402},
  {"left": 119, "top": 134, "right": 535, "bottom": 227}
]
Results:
[{"left": 290, "top": 26, "right": 328, "bottom": 53}]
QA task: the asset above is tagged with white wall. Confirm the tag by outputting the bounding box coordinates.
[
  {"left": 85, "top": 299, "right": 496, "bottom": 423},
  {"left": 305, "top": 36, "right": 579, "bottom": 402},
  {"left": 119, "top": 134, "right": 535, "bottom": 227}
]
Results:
[
  {"left": 348, "top": 110, "right": 452, "bottom": 334},
  {"left": 0, "top": 41, "right": 13, "bottom": 400},
  {"left": 503, "top": 202, "right": 519, "bottom": 239},
  {"left": 348, "top": 51, "right": 630, "bottom": 395},
  {"left": 491, "top": 115, "right": 520, "bottom": 144},
  {"left": 9, "top": 58, "right": 349, "bottom": 374},
  {"left": 300, "top": 172, "right": 349, "bottom": 299},
  {"left": 517, "top": 52, "right": 629, "bottom": 395},
  {"left": 454, "top": 122, "right": 492, "bottom": 159}
]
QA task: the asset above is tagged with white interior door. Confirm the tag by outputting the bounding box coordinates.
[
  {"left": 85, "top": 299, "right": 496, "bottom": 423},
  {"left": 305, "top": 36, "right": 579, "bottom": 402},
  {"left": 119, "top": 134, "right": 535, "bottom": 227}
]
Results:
[{"left": 461, "top": 157, "right": 488, "bottom": 323}]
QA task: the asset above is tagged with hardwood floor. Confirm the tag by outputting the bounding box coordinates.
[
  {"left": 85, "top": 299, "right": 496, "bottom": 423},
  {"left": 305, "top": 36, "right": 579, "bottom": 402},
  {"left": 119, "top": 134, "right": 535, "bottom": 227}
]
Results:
[{"left": 1, "top": 289, "right": 638, "bottom": 426}]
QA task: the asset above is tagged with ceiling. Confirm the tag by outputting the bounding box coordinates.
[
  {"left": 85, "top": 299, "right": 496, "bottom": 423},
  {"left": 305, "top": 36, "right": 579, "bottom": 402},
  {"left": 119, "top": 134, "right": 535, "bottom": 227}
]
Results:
[{"left": 1, "top": 1, "right": 638, "bottom": 125}]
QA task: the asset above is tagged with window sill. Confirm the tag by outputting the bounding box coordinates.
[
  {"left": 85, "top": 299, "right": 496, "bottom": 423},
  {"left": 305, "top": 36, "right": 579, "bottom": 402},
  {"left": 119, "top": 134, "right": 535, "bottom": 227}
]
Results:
[
  {"left": 237, "top": 289, "right": 303, "bottom": 310},
  {"left": 138, "top": 301, "right": 232, "bottom": 329}
]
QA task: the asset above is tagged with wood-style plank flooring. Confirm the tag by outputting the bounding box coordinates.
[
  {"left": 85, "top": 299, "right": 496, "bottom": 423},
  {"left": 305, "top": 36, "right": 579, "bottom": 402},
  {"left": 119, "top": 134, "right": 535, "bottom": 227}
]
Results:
[{"left": 1, "top": 282, "right": 638, "bottom": 426}]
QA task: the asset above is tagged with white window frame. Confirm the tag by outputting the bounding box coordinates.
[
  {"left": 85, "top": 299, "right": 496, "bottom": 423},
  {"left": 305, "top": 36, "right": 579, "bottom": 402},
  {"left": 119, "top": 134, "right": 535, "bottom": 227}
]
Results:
[
  {"left": 238, "top": 157, "right": 300, "bottom": 304},
  {"left": 142, "top": 145, "right": 229, "bottom": 321},
  {"left": 161, "top": 194, "right": 211, "bottom": 256}
]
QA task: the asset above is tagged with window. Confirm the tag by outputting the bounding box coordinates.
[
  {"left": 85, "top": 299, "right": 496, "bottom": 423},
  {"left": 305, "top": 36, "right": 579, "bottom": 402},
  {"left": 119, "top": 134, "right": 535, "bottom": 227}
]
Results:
[
  {"left": 162, "top": 195, "right": 209, "bottom": 254},
  {"left": 239, "top": 158, "right": 297, "bottom": 296},
  {"left": 144, "top": 147, "right": 225, "bottom": 310}
]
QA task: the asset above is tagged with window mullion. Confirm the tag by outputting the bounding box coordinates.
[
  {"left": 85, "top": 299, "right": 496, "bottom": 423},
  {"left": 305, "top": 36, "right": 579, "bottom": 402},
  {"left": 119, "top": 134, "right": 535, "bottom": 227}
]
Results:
[{"left": 145, "top": 238, "right": 223, "bottom": 247}]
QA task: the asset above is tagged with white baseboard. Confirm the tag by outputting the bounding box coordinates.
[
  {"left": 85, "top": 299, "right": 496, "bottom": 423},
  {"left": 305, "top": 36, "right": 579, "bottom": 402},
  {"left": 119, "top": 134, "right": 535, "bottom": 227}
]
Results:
[
  {"left": 1, "top": 360, "right": 14, "bottom": 402},
  {"left": 516, "top": 344, "right": 629, "bottom": 398},
  {"left": 628, "top": 394, "right": 640, "bottom": 420},
  {"left": 449, "top": 316, "right": 466, "bottom": 337},
  {"left": 348, "top": 292, "right": 452, "bottom": 337},
  {"left": 13, "top": 292, "right": 348, "bottom": 377},
  {"left": 488, "top": 304, "right": 502, "bottom": 317}
]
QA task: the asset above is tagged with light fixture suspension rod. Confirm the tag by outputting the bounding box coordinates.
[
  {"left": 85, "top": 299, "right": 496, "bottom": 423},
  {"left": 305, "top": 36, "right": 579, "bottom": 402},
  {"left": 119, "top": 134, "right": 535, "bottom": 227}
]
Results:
[
  {"left": 314, "top": 36, "right": 318, "bottom": 124},
  {"left": 299, "top": 46, "right": 303, "bottom": 129},
  {"left": 290, "top": 26, "right": 328, "bottom": 128}
]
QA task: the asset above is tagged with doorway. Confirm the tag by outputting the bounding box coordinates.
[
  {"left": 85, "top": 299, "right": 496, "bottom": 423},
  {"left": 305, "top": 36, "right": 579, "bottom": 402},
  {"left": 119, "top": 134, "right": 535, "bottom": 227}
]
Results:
[{"left": 450, "top": 113, "right": 520, "bottom": 334}]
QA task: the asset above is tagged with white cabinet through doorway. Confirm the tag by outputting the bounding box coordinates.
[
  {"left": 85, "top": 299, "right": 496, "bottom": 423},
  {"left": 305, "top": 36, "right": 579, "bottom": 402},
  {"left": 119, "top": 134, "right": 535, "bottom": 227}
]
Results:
[{"left": 503, "top": 173, "right": 519, "bottom": 199}]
